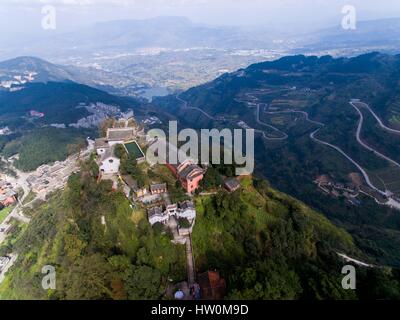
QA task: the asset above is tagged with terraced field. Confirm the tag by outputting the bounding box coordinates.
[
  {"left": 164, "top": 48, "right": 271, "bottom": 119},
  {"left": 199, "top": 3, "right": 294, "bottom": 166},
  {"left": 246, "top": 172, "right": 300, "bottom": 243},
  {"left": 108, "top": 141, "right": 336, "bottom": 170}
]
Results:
[
  {"left": 370, "top": 166, "right": 400, "bottom": 197},
  {"left": 387, "top": 98, "right": 400, "bottom": 128}
]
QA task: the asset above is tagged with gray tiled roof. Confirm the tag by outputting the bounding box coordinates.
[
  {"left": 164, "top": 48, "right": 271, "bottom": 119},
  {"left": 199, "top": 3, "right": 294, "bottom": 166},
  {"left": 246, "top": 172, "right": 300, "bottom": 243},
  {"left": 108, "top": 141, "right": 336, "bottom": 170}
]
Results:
[
  {"left": 100, "top": 146, "right": 117, "bottom": 161},
  {"left": 122, "top": 175, "right": 137, "bottom": 189},
  {"left": 180, "top": 200, "right": 194, "bottom": 210},
  {"left": 95, "top": 138, "right": 109, "bottom": 149},
  {"left": 224, "top": 178, "right": 240, "bottom": 190},
  {"left": 150, "top": 183, "right": 167, "bottom": 192},
  {"left": 147, "top": 206, "right": 164, "bottom": 218},
  {"left": 107, "top": 128, "right": 134, "bottom": 141},
  {"left": 0, "top": 190, "right": 16, "bottom": 201},
  {"left": 178, "top": 164, "right": 202, "bottom": 180}
]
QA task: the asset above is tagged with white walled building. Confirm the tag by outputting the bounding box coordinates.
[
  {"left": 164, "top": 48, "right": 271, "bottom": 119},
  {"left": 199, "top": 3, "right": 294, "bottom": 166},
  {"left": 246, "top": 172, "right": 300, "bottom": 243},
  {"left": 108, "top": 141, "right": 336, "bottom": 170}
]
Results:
[
  {"left": 147, "top": 201, "right": 196, "bottom": 226},
  {"left": 176, "top": 200, "right": 196, "bottom": 221},
  {"left": 95, "top": 126, "right": 136, "bottom": 176},
  {"left": 95, "top": 138, "right": 109, "bottom": 156},
  {"left": 148, "top": 206, "right": 169, "bottom": 225},
  {"left": 99, "top": 148, "right": 120, "bottom": 175},
  {"left": 166, "top": 204, "right": 178, "bottom": 216}
]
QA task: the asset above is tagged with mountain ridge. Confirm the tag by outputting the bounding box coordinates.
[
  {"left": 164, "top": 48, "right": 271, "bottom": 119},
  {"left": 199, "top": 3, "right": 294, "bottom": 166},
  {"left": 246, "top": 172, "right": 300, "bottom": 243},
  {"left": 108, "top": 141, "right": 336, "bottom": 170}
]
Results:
[{"left": 153, "top": 51, "right": 400, "bottom": 267}]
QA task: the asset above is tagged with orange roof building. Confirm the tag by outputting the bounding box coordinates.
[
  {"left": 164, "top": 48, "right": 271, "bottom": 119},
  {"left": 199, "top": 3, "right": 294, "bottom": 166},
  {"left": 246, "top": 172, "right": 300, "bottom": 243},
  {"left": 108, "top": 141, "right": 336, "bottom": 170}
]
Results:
[{"left": 197, "top": 271, "right": 226, "bottom": 300}]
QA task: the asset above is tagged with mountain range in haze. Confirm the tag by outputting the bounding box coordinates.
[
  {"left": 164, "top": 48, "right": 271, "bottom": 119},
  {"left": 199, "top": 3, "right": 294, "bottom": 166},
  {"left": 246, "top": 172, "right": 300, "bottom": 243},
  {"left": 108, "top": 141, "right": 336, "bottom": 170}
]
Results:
[
  {"left": 2, "top": 16, "right": 400, "bottom": 97},
  {"left": 3, "top": 16, "right": 400, "bottom": 59}
]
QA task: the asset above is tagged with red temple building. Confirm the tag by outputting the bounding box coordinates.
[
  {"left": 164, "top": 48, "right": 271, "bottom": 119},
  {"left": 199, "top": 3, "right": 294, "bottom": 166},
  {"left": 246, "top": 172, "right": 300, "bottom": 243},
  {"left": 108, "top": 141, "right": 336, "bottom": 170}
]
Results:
[
  {"left": 166, "top": 159, "right": 205, "bottom": 194},
  {"left": 153, "top": 138, "right": 206, "bottom": 194}
]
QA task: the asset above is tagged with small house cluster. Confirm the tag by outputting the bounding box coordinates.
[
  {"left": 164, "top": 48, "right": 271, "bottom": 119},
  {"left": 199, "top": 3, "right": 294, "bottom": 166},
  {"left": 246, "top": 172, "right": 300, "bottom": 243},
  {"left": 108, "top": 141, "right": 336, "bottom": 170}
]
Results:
[
  {"left": 0, "top": 180, "right": 17, "bottom": 210},
  {"left": 26, "top": 158, "right": 79, "bottom": 201},
  {"left": 313, "top": 173, "right": 393, "bottom": 206},
  {"left": 94, "top": 118, "right": 205, "bottom": 242},
  {"left": 121, "top": 174, "right": 197, "bottom": 234},
  {"left": 148, "top": 200, "right": 196, "bottom": 227},
  {"left": 29, "top": 110, "right": 45, "bottom": 118},
  {"left": 223, "top": 177, "right": 241, "bottom": 193},
  {"left": 122, "top": 176, "right": 168, "bottom": 204},
  {"left": 0, "top": 127, "right": 11, "bottom": 136}
]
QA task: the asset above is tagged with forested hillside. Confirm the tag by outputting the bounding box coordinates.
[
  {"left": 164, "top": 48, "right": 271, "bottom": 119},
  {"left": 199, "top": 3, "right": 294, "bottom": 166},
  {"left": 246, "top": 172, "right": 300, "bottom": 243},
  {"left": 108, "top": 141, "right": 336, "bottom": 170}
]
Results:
[
  {"left": 0, "top": 81, "right": 137, "bottom": 126},
  {"left": 154, "top": 52, "right": 400, "bottom": 267},
  {"left": 0, "top": 157, "right": 186, "bottom": 299},
  {"left": 1, "top": 127, "right": 91, "bottom": 171},
  {"left": 0, "top": 80, "right": 142, "bottom": 172},
  {"left": 1, "top": 158, "right": 399, "bottom": 299}
]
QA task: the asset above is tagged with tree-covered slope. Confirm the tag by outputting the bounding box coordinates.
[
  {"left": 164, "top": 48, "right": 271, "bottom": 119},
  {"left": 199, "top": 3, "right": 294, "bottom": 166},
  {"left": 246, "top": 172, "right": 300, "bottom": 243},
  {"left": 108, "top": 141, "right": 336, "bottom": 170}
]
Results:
[
  {"left": 0, "top": 157, "right": 186, "bottom": 300},
  {"left": 192, "top": 177, "right": 400, "bottom": 299},
  {"left": 157, "top": 52, "right": 400, "bottom": 126},
  {"left": 0, "top": 81, "right": 137, "bottom": 126},
  {"left": 1, "top": 127, "right": 90, "bottom": 171},
  {"left": 153, "top": 52, "right": 400, "bottom": 267},
  {"left": 0, "top": 56, "right": 77, "bottom": 83},
  {"left": 1, "top": 159, "right": 399, "bottom": 299},
  {"left": 0, "top": 80, "right": 142, "bottom": 171}
]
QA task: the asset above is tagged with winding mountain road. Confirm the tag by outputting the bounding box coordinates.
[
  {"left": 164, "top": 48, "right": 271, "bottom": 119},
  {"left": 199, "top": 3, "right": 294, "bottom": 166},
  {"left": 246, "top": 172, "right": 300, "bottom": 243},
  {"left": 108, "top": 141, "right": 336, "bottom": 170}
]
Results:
[
  {"left": 177, "top": 93, "right": 289, "bottom": 141},
  {"left": 258, "top": 106, "right": 386, "bottom": 195},
  {"left": 264, "top": 109, "right": 325, "bottom": 127},
  {"left": 310, "top": 128, "right": 385, "bottom": 195},
  {"left": 351, "top": 101, "right": 400, "bottom": 135},
  {"left": 235, "top": 94, "right": 400, "bottom": 201},
  {"left": 176, "top": 94, "right": 216, "bottom": 121},
  {"left": 259, "top": 100, "right": 400, "bottom": 200},
  {"left": 234, "top": 94, "right": 288, "bottom": 140},
  {"left": 175, "top": 92, "right": 399, "bottom": 204},
  {"left": 349, "top": 101, "right": 400, "bottom": 170},
  {"left": 310, "top": 100, "right": 400, "bottom": 199},
  {"left": 254, "top": 103, "right": 288, "bottom": 140}
]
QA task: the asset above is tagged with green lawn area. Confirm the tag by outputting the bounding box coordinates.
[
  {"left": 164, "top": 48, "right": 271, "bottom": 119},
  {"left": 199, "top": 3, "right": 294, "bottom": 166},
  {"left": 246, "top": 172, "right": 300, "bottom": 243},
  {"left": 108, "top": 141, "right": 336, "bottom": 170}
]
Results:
[
  {"left": 389, "top": 115, "right": 400, "bottom": 123},
  {"left": 124, "top": 141, "right": 145, "bottom": 160},
  {"left": 240, "top": 176, "right": 253, "bottom": 188},
  {"left": 131, "top": 206, "right": 146, "bottom": 225},
  {"left": 0, "top": 206, "right": 13, "bottom": 224}
]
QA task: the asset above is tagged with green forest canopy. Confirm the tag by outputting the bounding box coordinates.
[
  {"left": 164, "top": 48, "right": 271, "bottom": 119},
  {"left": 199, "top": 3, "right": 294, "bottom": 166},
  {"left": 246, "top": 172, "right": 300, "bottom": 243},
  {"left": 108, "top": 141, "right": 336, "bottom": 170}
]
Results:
[{"left": 1, "top": 160, "right": 400, "bottom": 299}]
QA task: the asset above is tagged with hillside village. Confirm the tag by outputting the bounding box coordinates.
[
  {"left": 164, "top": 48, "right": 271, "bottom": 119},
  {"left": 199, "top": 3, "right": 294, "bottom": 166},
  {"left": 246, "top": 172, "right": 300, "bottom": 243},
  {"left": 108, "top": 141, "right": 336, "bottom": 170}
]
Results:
[
  {"left": 314, "top": 172, "right": 393, "bottom": 206},
  {"left": 92, "top": 115, "right": 241, "bottom": 299},
  {"left": 0, "top": 180, "right": 18, "bottom": 211},
  {"left": 94, "top": 117, "right": 202, "bottom": 248},
  {"left": 94, "top": 116, "right": 207, "bottom": 229},
  {"left": 0, "top": 110, "right": 242, "bottom": 299}
]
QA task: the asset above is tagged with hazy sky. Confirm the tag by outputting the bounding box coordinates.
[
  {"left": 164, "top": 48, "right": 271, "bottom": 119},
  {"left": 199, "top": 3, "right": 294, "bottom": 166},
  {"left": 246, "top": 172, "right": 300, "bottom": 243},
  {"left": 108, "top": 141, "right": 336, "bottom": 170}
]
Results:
[{"left": 1, "top": 0, "right": 400, "bottom": 37}]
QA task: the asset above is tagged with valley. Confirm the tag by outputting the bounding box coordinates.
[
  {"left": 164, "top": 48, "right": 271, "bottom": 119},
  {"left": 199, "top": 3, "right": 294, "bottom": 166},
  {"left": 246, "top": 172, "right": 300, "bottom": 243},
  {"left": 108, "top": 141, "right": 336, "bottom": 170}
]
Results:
[
  {"left": 1, "top": 33, "right": 400, "bottom": 300},
  {"left": 4, "top": 16, "right": 400, "bottom": 100},
  {"left": 176, "top": 84, "right": 400, "bottom": 208},
  {"left": 154, "top": 53, "right": 400, "bottom": 266},
  {"left": 1, "top": 0, "right": 400, "bottom": 305}
]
